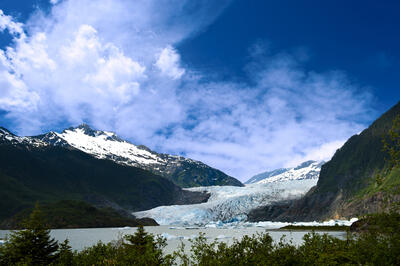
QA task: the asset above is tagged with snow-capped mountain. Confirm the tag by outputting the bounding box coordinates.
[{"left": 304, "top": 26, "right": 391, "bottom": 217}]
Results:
[
  {"left": 245, "top": 160, "right": 324, "bottom": 184},
  {"left": 25, "top": 124, "right": 241, "bottom": 188},
  {"left": 0, "top": 127, "right": 45, "bottom": 147}
]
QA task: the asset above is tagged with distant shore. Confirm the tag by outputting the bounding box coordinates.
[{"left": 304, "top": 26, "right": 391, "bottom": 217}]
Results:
[{"left": 278, "top": 225, "right": 349, "bottom": 231}]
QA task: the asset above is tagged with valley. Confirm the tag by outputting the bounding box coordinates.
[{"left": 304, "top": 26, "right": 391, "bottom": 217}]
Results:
[{"left": 1, "top": 102, "right": 400, "bottom": 229}]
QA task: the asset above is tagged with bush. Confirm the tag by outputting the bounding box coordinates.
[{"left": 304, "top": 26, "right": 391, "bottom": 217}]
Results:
[{"left": 2, "top": 205, "right": 400, "bottom": 265}]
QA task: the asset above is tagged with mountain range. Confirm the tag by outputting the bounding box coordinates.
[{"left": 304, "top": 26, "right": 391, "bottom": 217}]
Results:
[
  {"left": 2, "top": 101, "right": 399, "bottom": 227},
  {"left": 32, "top": 124, "right": 242, "bottom": 188},
  {"left": 245, "top": 160, "right": 324, "bottom": 185},
  {"left": 0, "top": 126, "right": 230, "bottom": 228}
]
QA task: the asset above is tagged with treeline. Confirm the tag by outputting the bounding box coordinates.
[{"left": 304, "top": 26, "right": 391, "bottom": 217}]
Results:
[{"left": 1, "top": 205, "right": 400, "bottom": 265}]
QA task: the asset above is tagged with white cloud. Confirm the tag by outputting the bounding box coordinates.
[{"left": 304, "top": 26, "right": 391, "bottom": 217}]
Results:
[
  {"left": 154, "top": 61, "right": 372, "bottom": 180},
  {"left": 284, "top": 140, "right": 346, "bottom": 168},
  {"left": 0, "top": 2, "right": 374, "bottom": 181},
  {"left": 0, "top": 10, "right": 25, "bottom": 38},
  {"left": 155, "top": 45, "right": 185, "bottom": 79}
]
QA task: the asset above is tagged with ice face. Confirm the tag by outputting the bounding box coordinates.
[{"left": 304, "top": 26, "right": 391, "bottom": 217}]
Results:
[{"left": 134, "top": 179, "right": 318, "bottom": 226}]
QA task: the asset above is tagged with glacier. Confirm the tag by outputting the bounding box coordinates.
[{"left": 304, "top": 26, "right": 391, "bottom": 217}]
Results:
[{"left": 134, "top": 179, "right": 318, "bottom": 226}]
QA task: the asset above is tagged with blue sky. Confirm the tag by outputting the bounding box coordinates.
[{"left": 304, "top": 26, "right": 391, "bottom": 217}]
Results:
[
  {"left": 0, "top": 0, "right": 398, "bottom": 180},
  {"left": 179, "top": 0, "right": 400, "bottom": 108}
]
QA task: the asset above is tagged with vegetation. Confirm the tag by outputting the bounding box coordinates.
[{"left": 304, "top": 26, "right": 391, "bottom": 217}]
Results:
[
  {"left": 316, "top": 102, "right": 400, "bottom": 197},
  {"left": 355, "top": 166, "right": 400, "bottom": 206},
  {"left": 350, "top": 212, "right": 400, "bottom": 233},
  {"left": 351, "top": 114, "right": 400, "bottom": 214},
  {"left": 0, "top": 142, "right": 206, "bottom": 227},
  {"left": 248, "top": 102, "right": 400, "bottom": 222},
  {"left": 1, "top": 200, "right": 157, "bottom": 229},
  {"left": 0, "top": 203, "right": 59, "bottom": 265},
  {"left": 383, "top": 114, "right": 400, "bottom": 168},
  {"left": 1, "top": 206, "right": 400, "bottom": 265}
]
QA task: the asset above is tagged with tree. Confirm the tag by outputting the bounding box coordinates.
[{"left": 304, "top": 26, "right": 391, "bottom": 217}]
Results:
[
  {"left": 0, "top": 203, "right": 59, "bottom": 265},
  {"left": 383, "top": 114, "right": 400, "bottom": 169},
  {"left": 122, "top": 225, "right": 166, "bottom": 265},
  {"left": 54, "top": 239, "right": 74, "bottom": 265}
]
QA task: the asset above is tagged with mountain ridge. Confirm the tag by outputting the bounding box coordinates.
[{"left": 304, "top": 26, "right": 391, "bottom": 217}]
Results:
[
  {"left": 3, "top": 124, "right": 242, "bottom": 188},
  {"left": 0, "top": 133, "right": 210, "bottom": 228},
  {"left": 245, "top": 160, "right": 324, "bottom": 185}
]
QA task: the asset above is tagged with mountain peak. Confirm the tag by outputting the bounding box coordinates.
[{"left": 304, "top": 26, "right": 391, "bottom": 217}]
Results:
[
  {"left": 62, "top": 124, "right": 123, "bottom": 142},
  {"left": 246, "top": 160, "right": 324, "bottom": 184},
  {"left": 76, "top": 123, "right": 92, "bottom": 130},
  {"left": 0, "top": 127, "right": 13, "bottom": 136},
  {"left": 65, "top": 123, "right": 97, "bottom": 136},
  {"left": 294, "top": 160, "right": 319, "bottom": 170}
]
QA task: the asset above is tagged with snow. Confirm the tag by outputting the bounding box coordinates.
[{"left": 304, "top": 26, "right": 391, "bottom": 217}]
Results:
[
  {"left": 134, "top": 179, "right": 318, "bottom": 226},
  {"left": 247, "top": 161, "right": 323, "bottom": 184},
  {"left": 51, "top": 126, "right": 207, "bottom": 176},
  {"left": 56, "top": 128, "right": 166, "bottom": 166},
  {"left": 0, "top": 128, "right": 46, "bottom": 147}
]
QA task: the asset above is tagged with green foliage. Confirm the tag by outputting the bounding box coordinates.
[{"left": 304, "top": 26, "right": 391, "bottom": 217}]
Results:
[
  {"left": 171, "top": 227, "right": 400, "bottom": 265},
  {"left": 122, "top": 225, "right": 167, "bottom": 265},
  {"left": 72, "top": 241, "right": 119, "bottom": 265},
  {"left": 316, "top": 102, "right": 400, "bottom": 197},
  {"left": 0, "top": 203, "right": 59, "bottom": 265},
  {"left": 383, "top": 114, "right": 400, "bottom": 168},
  {"left": 299, "top": 232, "right": 357, "bottom": 265},
  {"left": 3, "top": 200, "right": 150, "bottom": 229},
  {"left": 2, "top": 218, "right": 400, "bottom": 265},
  {"left": 54, "top": 239, "right": 74, "bottom": 266},
  {"left": 351, "top": 212, "right": 400, "bottom": 265},
  {"left": 72, "top": 226, "right": 168, "bottom": 266}
]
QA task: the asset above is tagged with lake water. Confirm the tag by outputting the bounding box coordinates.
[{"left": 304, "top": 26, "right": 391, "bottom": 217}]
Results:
[{"left": 0, "top": 226, "right": 347, "bottom": 254}]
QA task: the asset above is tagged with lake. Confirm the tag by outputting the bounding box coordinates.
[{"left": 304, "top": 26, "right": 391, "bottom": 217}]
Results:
[{"left": 0, "top": 225, "right": 347, "bottom": 254}]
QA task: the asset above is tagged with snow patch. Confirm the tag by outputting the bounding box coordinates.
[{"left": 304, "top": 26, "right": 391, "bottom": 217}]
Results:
[{"left": 56, "top": 128, "right": 165, "bottom": 166}]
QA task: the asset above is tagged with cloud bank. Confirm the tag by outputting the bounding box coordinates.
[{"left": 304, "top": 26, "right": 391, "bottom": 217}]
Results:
[{"left": 0, "top": 1, "right": 374, "bottom": 181}]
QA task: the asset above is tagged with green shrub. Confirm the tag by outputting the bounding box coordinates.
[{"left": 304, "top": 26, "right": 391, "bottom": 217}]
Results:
[{"left": 2, "top": 205, "right": 400, "bottom": 265}]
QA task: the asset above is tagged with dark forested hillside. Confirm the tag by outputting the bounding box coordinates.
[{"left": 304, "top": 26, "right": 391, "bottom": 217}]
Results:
[
  {"left": 249, "top": 101, "right": 400, "bottom": 222},
  {"left": 0, "top": 142, "right": 209, "bottom": 227}
]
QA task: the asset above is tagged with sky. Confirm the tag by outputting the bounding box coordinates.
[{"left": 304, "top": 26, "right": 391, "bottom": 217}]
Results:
[{"left": 0, "top": 0, "right": 399, "bottom": 181}]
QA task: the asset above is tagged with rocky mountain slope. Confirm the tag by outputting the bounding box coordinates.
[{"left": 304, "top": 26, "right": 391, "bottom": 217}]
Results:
[
  {"left": 34, "top": 124, "right": 242, "bottom": 188},
  {"left": 248, "top": 101, "right": 400, "bottom": 222},
  {"left": 0, "top": 128, "right": 209, "bottom": 227},
  {"left": 245, "top": 161, "right": 324, "bottom": 184}
]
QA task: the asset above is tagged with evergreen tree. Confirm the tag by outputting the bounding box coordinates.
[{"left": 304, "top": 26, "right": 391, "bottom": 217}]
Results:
[
  {"left": 0, "top": 203, "right": 59, "bottom": 265},
  {"left": 122, "top": 225, "right": 166, "bottom": 265},
  {"left": 54, "top": 239, "right": 74, "bottom": 265},
  {"left": 383, "top": 114, "right": 400, "bottom": 168}
]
